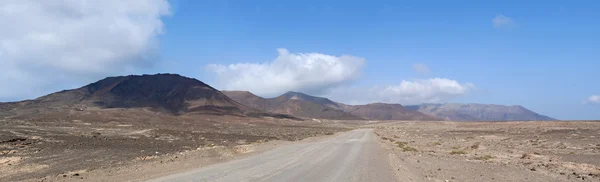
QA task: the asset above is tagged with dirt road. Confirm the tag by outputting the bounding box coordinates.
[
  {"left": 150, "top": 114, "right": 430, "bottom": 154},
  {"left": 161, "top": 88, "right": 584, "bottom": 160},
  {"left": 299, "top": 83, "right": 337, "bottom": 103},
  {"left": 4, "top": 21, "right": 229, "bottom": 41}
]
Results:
[{"left": 148, "top": 129, "right": 397, "bottom": 182}]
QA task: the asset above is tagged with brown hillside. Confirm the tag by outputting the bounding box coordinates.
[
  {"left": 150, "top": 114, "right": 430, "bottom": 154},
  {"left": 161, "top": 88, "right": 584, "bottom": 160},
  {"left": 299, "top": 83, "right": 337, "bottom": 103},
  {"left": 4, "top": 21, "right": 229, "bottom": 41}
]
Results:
[{"left": 223, "top": 91, "right": 363, "bottom": 120}]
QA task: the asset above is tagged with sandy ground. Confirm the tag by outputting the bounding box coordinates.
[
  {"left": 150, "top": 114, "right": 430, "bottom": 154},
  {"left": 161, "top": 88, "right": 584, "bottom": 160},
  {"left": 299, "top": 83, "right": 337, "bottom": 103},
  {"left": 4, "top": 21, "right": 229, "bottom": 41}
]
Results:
[
  {"left": 48, "top": 139, "right": 291, "bottom": 182},
  {"left": 374, "top": 121, "right": 600, "bottom": 182},
  {"left": 0, "top": 112, "right": 351, "bottom": 182}
]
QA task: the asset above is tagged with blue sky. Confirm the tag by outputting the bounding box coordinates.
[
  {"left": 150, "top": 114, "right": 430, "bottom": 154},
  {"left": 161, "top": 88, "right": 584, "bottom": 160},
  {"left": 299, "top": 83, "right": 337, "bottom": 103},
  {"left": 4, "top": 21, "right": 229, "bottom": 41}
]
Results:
[
  {"left": 0, "top": 0, "right": 598, "bottom": 119},
  {"left": 156, "top": 0, "right": 599, "bottom": 119}
]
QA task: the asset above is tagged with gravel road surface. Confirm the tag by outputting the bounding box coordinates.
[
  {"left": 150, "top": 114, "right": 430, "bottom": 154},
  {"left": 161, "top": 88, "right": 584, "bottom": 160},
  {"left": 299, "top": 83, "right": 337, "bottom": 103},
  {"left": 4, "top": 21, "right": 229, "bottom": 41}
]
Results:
[{"left": 148, "top": 129, "right": 397, "bottom": 182}]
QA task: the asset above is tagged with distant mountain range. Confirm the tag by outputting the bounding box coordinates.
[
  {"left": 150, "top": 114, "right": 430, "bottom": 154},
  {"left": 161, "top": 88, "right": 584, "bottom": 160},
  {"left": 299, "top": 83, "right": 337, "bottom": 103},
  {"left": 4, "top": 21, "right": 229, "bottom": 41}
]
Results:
[
  {"left": 340, "top": 103, "right": 440, "bottom": 121},
  {"left": 224, "top": 91, "right": 556, "bottom": 121},
  {"left": 405, "top": 103, "right": 556, "bottom": 121},
  {"left": 0, "top": 74, "right": 556, "bottom": 121},
  {"left": 223, "top": 91, "right": 363, "bottom": 120},
  {"left": 223, "top": 91, "right": 439, "bottom": 121}
]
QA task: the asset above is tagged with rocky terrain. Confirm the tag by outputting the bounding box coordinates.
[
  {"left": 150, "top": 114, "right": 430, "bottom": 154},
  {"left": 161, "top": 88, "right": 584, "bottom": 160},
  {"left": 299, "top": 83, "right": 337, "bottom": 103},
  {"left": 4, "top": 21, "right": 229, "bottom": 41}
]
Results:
[
  {"left": 0, "top": 113, "right": 349, "bottom": 181},
  {"left": 406, "top": 103, "right": 556, "bottom": 121},
  {"left": 374, "top": 121, "right": 600, "bottom": 182}
]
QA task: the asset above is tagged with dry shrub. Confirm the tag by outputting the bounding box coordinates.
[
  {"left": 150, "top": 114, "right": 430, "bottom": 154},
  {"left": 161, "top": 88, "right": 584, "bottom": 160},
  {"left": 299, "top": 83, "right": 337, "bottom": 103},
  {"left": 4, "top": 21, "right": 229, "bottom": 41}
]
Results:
[
  {"left": 474, "top": 155, "right": 494, "bottom": 160},
  {"left": 450, "top": 150, "right": 468, "bottom": 155}
]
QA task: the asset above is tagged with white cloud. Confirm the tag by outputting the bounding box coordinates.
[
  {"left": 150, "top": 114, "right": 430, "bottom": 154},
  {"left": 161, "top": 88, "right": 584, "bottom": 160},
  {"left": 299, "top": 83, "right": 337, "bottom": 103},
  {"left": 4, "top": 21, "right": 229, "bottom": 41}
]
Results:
[
  {"left": 412, "top": 63, "right": 431, "bottom": 75},
  {"left": 586, "top": 95, "right": 600, "bottom": 104},
  {"left": 208, "top": 49, "right": 475, "bottom": 105},
  {"left": 374, "top": 78, "right": 475, "bottom": 104},
  {"left": 0, "top": 0, "right": 170, "bottom": 100},
  {"left": 325, "top": 78, "right": 476, "bottom": 105},
  {"left": 207, "top": 48, "right": 365, "bottom": 97},
  {"left": 492, "top": 15, "right": 515, "bottom": 28}
]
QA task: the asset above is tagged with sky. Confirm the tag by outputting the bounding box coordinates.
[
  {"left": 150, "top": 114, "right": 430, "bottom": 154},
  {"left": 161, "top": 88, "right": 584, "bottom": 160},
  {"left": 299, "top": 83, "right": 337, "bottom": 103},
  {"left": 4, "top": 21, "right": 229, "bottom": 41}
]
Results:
[{"left": 0, "top": 0, "right": 599, "bottom": 120}]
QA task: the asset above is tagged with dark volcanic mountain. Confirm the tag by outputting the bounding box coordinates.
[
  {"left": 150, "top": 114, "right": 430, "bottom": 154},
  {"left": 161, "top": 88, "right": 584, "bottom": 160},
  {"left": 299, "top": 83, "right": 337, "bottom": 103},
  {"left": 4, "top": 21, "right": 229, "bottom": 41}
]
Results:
[
  {"left": 406, "top": 103, "right": 556, "bottom": 121},
  {"left": 223, "top": 91, "right": 362, "bottom": 120},
  {"left": 0, "top": 74, "right": 255, "bottom": 117},
  {"left": 343, "top": 103, "right": 440, "bottom": 121}
]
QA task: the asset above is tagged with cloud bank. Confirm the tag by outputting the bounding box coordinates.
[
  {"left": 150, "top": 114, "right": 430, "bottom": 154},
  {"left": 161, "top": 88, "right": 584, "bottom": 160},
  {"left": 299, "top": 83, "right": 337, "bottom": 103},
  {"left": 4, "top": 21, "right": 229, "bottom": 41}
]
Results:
[
  {"left": 370, "top": 78, "right": 475, "bottom": 104},
  {"left": 207, "top": 48, "right": 365, "bottom": 97},
  {"left": 324, "top": 78, "right": 475, "bottom": 105},
  {"left": 208, "top": 49, "right": 475, "bottom": 105},
  {"left": 0, "top": 0, "right": 171, "bottom": 100}
]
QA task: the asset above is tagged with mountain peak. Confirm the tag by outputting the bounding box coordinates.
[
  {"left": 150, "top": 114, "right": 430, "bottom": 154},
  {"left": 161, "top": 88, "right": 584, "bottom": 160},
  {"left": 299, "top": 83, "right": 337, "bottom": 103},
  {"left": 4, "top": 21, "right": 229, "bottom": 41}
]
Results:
[
  {"left": 277, "top": 91, "right": 343, "bottom": 109},
  {"left": 21, "top": 74, "right": 251, "bottom": 116},
  {"left": 280, "top": 91, "right": 326, "bottom": 100},
  {"left": 281, "top": 91, "right": 310, "bottom": 98},
  {"left": 86, "top": 74, "right": 212, "bottom": 94}
]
